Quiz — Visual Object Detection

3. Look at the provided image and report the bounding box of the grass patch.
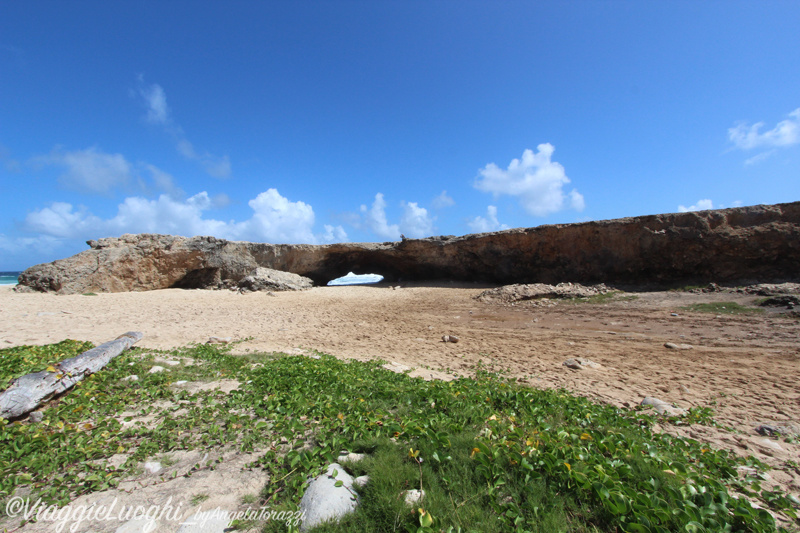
[81,292,98,296]
[681,302,764,315]
[0,342,797,532]
[190,493,209,506]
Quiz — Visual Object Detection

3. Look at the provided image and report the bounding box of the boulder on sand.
[237,267,313,292]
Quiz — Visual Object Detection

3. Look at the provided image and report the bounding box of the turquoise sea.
[0,272,22,286]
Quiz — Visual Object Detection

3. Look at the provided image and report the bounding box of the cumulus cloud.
[432,190,455,209]
[467,205,509,233]
[322,224,348,243]
[474,145,584,217]
[42,146,132,194]
[360,193,400,240]
[729,108,800,150]
[135,77,232,179]
[677,199,714,213]
[358,193,435,240]
[23,188,336,245]
[400,202,434,238]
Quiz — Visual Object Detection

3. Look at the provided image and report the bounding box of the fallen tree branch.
[0,331,143,420]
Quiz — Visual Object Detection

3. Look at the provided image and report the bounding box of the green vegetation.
[81,292,98,296]
[566,291,639,305]
[681,302,764,315]
[0,339,94,390]
[1,341,797,532]
[190,493,210,506]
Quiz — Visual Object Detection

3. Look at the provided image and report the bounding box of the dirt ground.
[2,282,799,512]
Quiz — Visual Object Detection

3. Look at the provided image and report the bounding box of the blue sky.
[1,1,799,270]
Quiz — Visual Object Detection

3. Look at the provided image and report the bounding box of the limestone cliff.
[16,202,800,294]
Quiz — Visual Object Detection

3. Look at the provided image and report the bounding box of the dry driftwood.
[0,331,143,420]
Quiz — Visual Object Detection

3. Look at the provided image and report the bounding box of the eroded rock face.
[16,202,800,294]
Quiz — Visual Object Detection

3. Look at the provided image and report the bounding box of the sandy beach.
[2,283,799,496]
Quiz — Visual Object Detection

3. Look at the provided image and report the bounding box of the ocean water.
[0,272,22,286]
[327,272,384,286]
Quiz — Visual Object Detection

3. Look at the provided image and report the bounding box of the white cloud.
[432,190,455,209]
[357,193,435,240]
[135,77,231,179]
[136,80,170,125]
[241,189,316,243]
[474,144,584,217]
[322,224,348,243]
[44,146,132,194]
[400,202,434,238]
[744,150,777,166]
[143,163,183,197]
[468,205,509,233]
[360,193,400,240]
[23,188,334,245]
[176,139,231,178]
[728,108,800,150]
[678,199,714,213]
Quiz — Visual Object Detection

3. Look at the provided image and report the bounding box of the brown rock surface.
[16,201,800,294]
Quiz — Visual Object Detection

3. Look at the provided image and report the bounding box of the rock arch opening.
[326,272,385,286]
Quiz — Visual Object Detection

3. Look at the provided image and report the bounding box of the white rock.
[759,439,785,452]
[641,397,687,417]
[353,475,370,488]
[122,375,139,382]
[299,463,358,531]
[664,342,693,350]
[403,489,426,506]
[148,366,166,374]
[563,357,601,370]
[143,461,162,474]
[338,452,367,463]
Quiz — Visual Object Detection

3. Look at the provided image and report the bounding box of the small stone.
[122,375,139,382]
[353,475,370,488]
[143,461,162,474]
[756,424,781,437]
[640,397,687,417]
[403,489,426,506]
[148,366,166,374]
[664,343,693,350]
[206,337,232,345]
[441,335,459,343]
[563,357,601,370]
[163,359,181,366]
[338,452,367,463]
[29,411,44,423]
[173,380,189,386]
[671,313,678,317]
[758,439,784,453]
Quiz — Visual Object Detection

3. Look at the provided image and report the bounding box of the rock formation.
[15,202,800,294]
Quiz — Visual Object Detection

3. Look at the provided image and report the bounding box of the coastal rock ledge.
[16,202,800,294]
